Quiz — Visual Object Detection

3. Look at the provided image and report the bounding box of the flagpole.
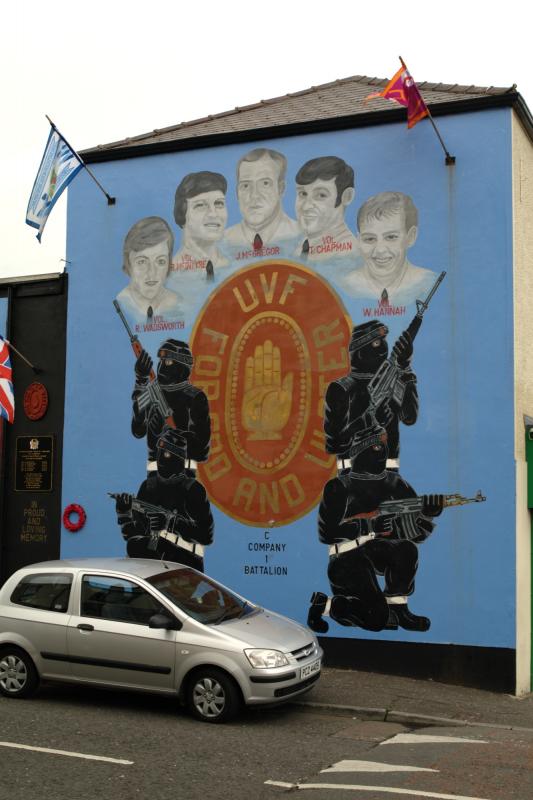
[45,115,116,205]
[399,58,456,165]
[4,340,41,374]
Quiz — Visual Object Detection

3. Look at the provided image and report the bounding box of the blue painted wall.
[64,108,514,648]
[0,298,7,335]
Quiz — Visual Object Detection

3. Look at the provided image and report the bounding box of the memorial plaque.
[15,435,54,492]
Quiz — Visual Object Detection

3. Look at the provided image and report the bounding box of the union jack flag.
[0,336,14,423]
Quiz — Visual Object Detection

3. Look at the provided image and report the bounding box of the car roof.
[15,558,185,580]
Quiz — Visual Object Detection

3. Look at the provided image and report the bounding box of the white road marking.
[0,741,133,764]
[322,759,438,773]
[381,733,489,746]
[265,780,491,799]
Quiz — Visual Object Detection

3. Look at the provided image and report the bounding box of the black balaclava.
[348,321,388,373]
[156,426,187,479]
[157,339,193,385]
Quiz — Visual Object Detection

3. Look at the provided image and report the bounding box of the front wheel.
[186,667,242,723]
[0,647,39,698]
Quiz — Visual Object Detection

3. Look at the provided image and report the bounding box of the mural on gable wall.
[101,141,487,640]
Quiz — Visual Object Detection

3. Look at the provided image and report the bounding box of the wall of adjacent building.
[512,111,533,694]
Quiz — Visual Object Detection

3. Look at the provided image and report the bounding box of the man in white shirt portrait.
[224,148,299,254]
[339,192,437,305]
[116,216,183,323]
[172,171,229,280]
[294,156,357,263]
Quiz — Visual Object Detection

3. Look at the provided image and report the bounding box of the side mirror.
[149,612,182,631]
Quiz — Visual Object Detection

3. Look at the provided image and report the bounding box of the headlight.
[245,649,289,669]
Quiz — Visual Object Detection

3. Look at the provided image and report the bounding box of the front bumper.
[244,645,323,705]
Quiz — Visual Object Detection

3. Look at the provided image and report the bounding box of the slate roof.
[82,73,519,159]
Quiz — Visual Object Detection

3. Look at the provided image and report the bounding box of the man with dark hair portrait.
[224,147,299,252]
[116,216,183,322]
[294,156,357,263]
[172,171,229,280]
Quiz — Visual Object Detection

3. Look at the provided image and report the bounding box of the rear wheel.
[0,647,39,698]
[186,667,241,723]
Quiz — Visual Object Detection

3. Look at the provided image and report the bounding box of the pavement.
[293,667,533,731]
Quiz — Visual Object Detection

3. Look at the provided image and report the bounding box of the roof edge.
[512,93,533,142]
[81,92,521,164]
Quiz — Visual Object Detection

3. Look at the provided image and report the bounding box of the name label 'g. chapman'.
[190,260,351,527]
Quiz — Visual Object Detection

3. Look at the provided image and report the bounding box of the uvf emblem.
[191,261,351,527]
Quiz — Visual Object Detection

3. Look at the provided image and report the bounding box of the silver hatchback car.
[0,558,322,723]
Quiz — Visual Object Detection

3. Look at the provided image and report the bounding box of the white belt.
[159,530,204,557]
[147,459,197,471]
[329,533,375,556]
[337,458,399,470]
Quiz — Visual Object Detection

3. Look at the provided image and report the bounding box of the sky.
[2,0,532,281]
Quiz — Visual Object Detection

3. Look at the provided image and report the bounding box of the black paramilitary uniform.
[318,469,433,631]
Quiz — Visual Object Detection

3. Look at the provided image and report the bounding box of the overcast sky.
[2,0,531,281]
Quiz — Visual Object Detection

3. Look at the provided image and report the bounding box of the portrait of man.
[339,192,437,304]
[115,216,183,322]
[294,156,357,262]
[224,147,299,253]
[172,171,229,279]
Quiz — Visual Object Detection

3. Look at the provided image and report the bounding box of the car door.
[6,571,74,679]
[66,574,177,691]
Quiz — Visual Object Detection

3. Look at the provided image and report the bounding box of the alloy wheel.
[192,676,226,719]
[0,653,28,694]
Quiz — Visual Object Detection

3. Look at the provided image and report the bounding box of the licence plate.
[300,657,321,680]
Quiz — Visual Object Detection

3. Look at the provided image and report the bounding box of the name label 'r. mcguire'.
[190,261,352,527]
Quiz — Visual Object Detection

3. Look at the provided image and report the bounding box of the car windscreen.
[147,568,256,624]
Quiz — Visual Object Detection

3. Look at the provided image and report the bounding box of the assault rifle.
[367,271,446,412]
[113,299,176,430]
[343,490,486,533]
[108,492,182,551]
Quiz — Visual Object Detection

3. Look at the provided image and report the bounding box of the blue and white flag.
[26,125,83,242]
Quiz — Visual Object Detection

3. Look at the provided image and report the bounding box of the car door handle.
[77,623,94,631]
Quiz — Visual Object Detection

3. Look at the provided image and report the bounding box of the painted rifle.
[113,299,176,430]
[108,492,185,551]
[367,270,446,412]
[343,490,486,541]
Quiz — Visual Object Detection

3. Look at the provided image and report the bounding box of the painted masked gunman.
[131,339,210,474]
[308,414,443,634]
[114,427,214,571]
[324,320,418,472]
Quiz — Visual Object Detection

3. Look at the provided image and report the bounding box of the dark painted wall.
[0,275,68,582]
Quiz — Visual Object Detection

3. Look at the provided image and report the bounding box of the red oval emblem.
[23,382,49,421]
[191,260,352,527]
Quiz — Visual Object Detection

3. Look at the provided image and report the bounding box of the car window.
[10,573,72,613]
[80,575,167,625]
[147,568,256,624]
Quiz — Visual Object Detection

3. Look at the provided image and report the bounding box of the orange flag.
[367,61,429,129]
